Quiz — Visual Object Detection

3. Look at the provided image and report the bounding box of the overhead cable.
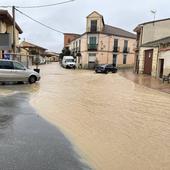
[0,0,75,9]
[16,8,64,34]
[15,0,75,9]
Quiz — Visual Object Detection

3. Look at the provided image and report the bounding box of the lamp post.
[12,6,16,57]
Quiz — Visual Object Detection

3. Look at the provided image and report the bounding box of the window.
[113,39,118,49]
[124,40,128,48]
[13,62,25,70]
[88,37,97,50]
[123,40,128,53]
[91,20,97,32]
[89,37,97,44]
[0,61,13,69]
[113,54,117,66]
[79,40,81,51]
[123,54,127,64]
[88,53,96,62]
[106,64,113,69]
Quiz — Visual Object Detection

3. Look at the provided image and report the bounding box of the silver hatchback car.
[0,59,40,84]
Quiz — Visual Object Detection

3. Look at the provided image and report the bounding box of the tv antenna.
[151,10,157,21]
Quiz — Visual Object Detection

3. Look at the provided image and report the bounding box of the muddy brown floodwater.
[31,63,170,170]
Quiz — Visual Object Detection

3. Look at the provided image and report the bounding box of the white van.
[62,56,76,69]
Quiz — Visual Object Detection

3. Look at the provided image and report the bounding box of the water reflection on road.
[30,63,170,170]
[0,83,91,170]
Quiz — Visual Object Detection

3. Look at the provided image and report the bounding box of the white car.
[0,59,40,84]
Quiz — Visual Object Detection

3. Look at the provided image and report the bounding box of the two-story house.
[66,11,136,69]
[19,41,47,66]
[134,18,170,78]
[0,10,23,59]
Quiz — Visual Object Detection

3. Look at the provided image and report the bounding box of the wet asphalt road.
[0,92,91,170]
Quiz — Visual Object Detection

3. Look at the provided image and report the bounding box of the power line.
[16,8,64,34]
[16,0,75,9]
[0,5,12,8]
[0,0,75,9]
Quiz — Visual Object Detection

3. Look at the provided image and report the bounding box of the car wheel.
[28,76,37,84]
[105,70,108,74]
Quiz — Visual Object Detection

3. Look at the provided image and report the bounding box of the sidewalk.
[119,69,170,94]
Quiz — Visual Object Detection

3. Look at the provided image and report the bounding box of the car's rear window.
[0,61,13,69]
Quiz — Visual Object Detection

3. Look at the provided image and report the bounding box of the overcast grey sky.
[1,0,170,52]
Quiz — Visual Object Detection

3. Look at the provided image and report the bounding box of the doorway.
[159,59,164,78]
[143,49,153,75]
[113,54,117,67]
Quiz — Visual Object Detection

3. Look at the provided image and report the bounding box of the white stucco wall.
[142,20,170,44]
[159,51,170,75]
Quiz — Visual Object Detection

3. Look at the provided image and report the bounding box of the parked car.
[95,64,117,74]
[62,56,76,69]
[0,59,40,84]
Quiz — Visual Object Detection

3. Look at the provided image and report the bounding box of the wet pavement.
[0,91,91,170]
[1,63,170,170]
[29,63,170,170]
[119,68,170,94]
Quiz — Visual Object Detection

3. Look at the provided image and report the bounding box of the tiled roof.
[20,41,47,50]
[103,25,136,39]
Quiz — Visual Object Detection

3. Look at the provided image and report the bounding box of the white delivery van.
[62,56,76,69]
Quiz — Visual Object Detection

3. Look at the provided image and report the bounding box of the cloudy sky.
[1,0,170,52]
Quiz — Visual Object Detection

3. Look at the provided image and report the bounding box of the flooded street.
[30,63,170,170]
[0,62,170,170]
[0,84,91,169]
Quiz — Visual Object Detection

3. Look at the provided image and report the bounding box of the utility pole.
[12,6,16,57]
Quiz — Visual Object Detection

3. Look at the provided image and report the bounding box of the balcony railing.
[123,47,130,53]
[87,27,100,33]
[88,44,98,51]
[113,46,120,52]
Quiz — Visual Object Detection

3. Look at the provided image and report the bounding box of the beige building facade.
[134,19,170,78]
[0,10,23,58]
[19,41,47,66]
[68,11,136,69]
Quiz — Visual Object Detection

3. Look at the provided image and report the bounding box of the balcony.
[88,44,98,51]
[113,46,120,52]
[87,27,99,33]
[123,47,130,53]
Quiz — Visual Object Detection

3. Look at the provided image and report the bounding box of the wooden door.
[144,49,153,75]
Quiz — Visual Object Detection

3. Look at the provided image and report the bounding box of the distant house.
[19,41,47,66]
[65,11,136,69]
[45,51,59,62]
[64,33,80,48]
[0,10,23,59]
[134,18,170,78]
